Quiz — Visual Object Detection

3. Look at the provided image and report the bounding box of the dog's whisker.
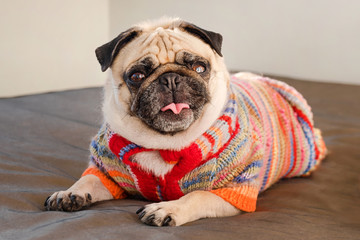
[120,113,130,121]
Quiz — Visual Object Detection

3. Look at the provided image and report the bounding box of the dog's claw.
[145,214,156,225]
[163,216,172,226]
[70,194,76,203]
[44,196,50,207]
[56,197,63,205]
[138,210,146,219]
[86,193,92,201]
[136,206,145,215]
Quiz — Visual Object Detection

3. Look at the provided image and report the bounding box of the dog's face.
[120,50,212,134]
[97,18,229,147]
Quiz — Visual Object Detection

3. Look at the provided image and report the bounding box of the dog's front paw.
[44,191,92,212]
[136,201,187,227]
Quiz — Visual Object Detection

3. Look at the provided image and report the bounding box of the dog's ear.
[180,22,223,57]
[95,28,140,72]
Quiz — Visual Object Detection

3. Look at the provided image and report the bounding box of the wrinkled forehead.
[112,27,214,72]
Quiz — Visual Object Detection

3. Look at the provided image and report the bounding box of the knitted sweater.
[82,73,327,212]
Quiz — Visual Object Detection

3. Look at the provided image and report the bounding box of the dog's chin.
[145,108,195,134]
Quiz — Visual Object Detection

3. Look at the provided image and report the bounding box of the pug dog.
[44,17,327,226]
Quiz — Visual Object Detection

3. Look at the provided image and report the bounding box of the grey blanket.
[1,77,359,239]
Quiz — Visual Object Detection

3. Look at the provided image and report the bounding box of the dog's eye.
[192,63,206,73]
[130,72,146,82]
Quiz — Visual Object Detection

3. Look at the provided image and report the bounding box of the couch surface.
[0,76,359,240]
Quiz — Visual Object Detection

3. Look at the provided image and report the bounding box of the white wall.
[0,0,109,97]
[109,0,360,85]
[1,0,359,97]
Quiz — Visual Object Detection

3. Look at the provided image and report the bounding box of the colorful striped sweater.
[82,73,327,212]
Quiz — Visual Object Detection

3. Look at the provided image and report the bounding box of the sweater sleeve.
[82,125,127,200]
[210,181,259,212]
[82,166,126,199]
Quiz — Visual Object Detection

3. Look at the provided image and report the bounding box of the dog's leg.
[44,175,113,211]
[137,190,241,226]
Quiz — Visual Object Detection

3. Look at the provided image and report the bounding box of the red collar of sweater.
[108,132,202,165]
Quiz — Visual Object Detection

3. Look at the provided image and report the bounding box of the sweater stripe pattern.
[82,73,327,212]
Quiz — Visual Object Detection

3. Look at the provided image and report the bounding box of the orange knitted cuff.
[82,167,126,200]
[210,186,258,212]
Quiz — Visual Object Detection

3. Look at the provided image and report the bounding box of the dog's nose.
[159,73,181,91]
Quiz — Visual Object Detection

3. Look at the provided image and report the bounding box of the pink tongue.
[161,103,190,114]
